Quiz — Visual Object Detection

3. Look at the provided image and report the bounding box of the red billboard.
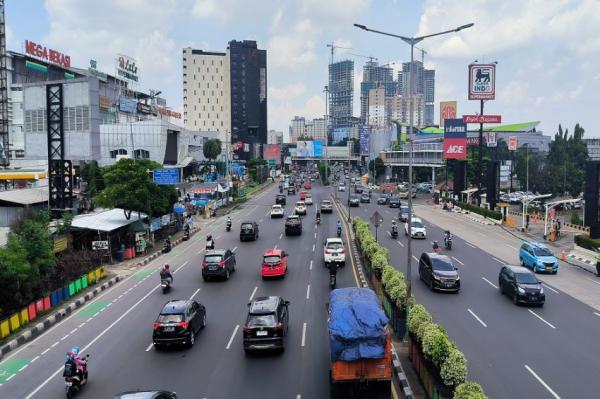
[443,119,468,159]
[263,144,281,165]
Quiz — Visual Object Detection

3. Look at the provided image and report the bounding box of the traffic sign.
[370,211,384,227]
[462,115,502,124]
[468,64,496,100]
[153,169,180,185]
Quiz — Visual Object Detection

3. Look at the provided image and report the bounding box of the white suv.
[405,217,427,239]
[294,201,307,215]
[323,238,346,266]
[270,204,284,218]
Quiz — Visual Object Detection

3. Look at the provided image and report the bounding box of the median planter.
[409,334,452,399]
[382,291,407,339]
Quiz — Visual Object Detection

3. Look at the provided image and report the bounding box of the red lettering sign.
[443,138,467,159]
[158,107,182,119]
[24,40,71,68]
[462,115,502,124]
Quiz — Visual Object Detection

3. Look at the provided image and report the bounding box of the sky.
[5,0,600,138]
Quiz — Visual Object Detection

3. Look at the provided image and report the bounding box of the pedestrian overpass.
[380,142,444,167]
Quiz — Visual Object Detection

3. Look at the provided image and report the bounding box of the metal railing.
[382,142,443,166]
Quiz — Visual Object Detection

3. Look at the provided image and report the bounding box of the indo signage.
[116,54,139,82]
[443,119,467,160]
[468,64,496,100]
[25,40,71,68]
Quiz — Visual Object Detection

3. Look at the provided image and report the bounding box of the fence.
[408,334,451,399]
[0,267,106,340]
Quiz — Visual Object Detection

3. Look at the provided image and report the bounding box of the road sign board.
[153,169,180,185]
[92,241,109,250]
[370,211,384,227]
[462,115,502,124]
[468,64,496,100]
[508,136,518,151]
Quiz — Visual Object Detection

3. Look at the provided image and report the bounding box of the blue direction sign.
[153,169,180,185]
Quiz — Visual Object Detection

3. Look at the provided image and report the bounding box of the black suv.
[287,186,296,195]
[240,221,259,241]
[418,253,460,292]
[389,197,401,208]
[243,296,289,354]
[354,185,364,194]
[202,249,236,281]
[499,265,545,306]
[285,215,302,236]
[275,194,286,205]
[152,300,206,349]
[349,195,360,207]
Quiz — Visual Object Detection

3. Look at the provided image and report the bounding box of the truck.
[328,288,392,399]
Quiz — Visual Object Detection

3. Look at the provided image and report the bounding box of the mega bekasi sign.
[443,119,467,159]
[25,40,71,68]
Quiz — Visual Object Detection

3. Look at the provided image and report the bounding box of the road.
[343,191,600,399]
[0,181,362,398]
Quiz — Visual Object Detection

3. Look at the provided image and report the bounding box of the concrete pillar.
[432,167,436,185]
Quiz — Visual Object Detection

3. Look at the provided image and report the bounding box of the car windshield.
[296,202,305,206]
[247,314,276,327]
[516,272,538,284]
[272,206,281,210]
[204,255,222,263]
[431,258,454,271]
[264,256,281,264]
[322,200,331,205]
[534,247,553,257]
[327,242,344,250]
[400,206,409,213]
[411,221,424,228]
[157,314,183,323]
[241,223,253,230]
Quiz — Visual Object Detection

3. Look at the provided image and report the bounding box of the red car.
[304,182,312,190]
[261,248,288,278]
[300,191,308,201]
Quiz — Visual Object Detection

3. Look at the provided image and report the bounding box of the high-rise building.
[289,116,326,143]
[391,94,424,128]
[267,129,283,145]
[360,61,394,125]
[328,60,354,130]
[182,48,231,143]
[367,88,386,127]
[398,61,435,126]
[290,116,305,143]
[182,40,267,160]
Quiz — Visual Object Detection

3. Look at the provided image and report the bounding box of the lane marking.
[524,365,561,399]
[274,245,278,250]
[279,233,283,239]
[301,322,307,347]
[467,309,488,327]
[233,246,238,252]
[50,342,59,348]
[505,243,518,250]
[542,283,559,294]
[18,364,28,372]
[528,309,556,329]
[586,277,600,286]
[60,334,69,341]
[41,348,50,355]
[465,242,476,249]
[306,284,311,299]
[226,325,239,350]
[312,244,315,252]
[309,260,313,270]
[6,374,15,381]
[31,356,40,363]
[492,257,506,265]
[297,395,301,399]
[189,288,201,300]
[482,277,498,289]
[412,255,419,263]
[452,257,464,266]
[181,260,189,267]
[145,343,153,352]
[594,312,600,317]
[314,232,317,239]
[396,240,404,247]
[249,286,258,301]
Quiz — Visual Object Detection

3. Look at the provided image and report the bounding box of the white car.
[405,217,427,239]
[324,237,346,266]
[294,201,307,215]
[270,204,284,218]
[305,194,313,205]
[338,185,346,192]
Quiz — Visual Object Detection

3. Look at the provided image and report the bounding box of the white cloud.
[299,0,370,25]
[271,8,283,32]
[268,19,318,70]
[192,0,218,17]
[269,83,307,101]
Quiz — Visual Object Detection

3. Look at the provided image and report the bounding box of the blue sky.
[6,0,600,138]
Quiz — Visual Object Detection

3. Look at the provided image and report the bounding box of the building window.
[110,148,127,158]
[15,150,25,158]
[134,149,150,159]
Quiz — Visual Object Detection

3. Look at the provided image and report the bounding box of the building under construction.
[328,60,354,131]
[360,61,395,125]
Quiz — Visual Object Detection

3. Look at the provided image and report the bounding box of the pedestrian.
[596,249,600,277]
[556,218,561,238]
[526,214,530,230]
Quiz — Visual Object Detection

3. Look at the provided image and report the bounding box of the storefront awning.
[71,208,147,232]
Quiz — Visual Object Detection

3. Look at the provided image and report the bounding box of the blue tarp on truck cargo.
[329,288,389,362]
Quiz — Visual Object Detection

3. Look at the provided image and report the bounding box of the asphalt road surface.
[346,192,600,399]
[0,181,361,399]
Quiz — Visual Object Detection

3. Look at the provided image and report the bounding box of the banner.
[443,119,467,159]
[119,96,137,113]
[439,101,457,128]
[332,127,350,144]
[295,140,323,157]
[263,144,281,165]
[359,126,370,155]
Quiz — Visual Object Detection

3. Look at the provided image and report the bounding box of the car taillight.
[243,326,252,333]
[339,249,344,254]
[153,322,161,330]
[219,261,225,268]
[177,321,189,329]
[274,322,284,330]
[326,249,333,254]
[202,261,208,268]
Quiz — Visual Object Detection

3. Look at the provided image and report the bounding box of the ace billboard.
[468,64,496,100]
[443,119,467,159]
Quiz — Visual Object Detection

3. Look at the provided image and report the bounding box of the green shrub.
[453,382,488,399]
[407,304,432,337]
[371,253,388,273]
[457,202,502,221]
[382,265,396,286]
[431,333,453,368]
[575,234,600,252]
[441,348,468,388]
[421,323,444,359]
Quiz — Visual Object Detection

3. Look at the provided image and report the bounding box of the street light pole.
[354,21,474,299]
[324,85,329,185]
[526,143,529,193]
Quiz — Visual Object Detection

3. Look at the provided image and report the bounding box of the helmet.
[164,264,170,270]
[433,240,438,245]
[71,346,80,355]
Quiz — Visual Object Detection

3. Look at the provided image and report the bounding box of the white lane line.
[396,240,404,247]
[226,325,240,350]
[542,283,559,294]
[465,242,476,249]
[50,341,59,348]
[18,364,28,372]
[25,281,162,399]
[296,395,301,399]
[189,288,201,300]
[60,334,69,341]
[524,365,561,399]
[145,343,154,352]
[312,244,315,252]
[301,322,307,347]
[586,277,600,286]
[86,318,93,323]
[181,260,189,267]
[492,257,506,265]
[387,231,391,237]
[314,232,317,239]
[594,312,600,317]
[280,233,283,239]
[412,255,419,263]
[306,284,311,299]
[482,277,498,289]
[467,309,488,327]
[274,245,278,249]
[69,328,78,334]
[249,286,258,301]
[505,243,518,250]
[31,355,40,363]
[528,309,556,329]
[6,374,15,381]
[233,246,238,252]
[309,260,313,270]
[41,348,51,355]
[452,257,464,266]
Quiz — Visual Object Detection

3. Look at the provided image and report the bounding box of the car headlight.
[432,274,441,281]
[539,287,544,294]
[517,286,525,294]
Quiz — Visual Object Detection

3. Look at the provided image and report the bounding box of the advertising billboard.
[468,64,496,100]
[439,101,457,128]
[508,136,518,151]
[359,126,370,155]
[295,140,323,157]
[119,96,137,113]
[332,127,350,144]
[116,54,139,82]
[263,144,281,165]
[443,119,467,159]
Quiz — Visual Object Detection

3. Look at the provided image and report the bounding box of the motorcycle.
[64,355,89,398]
[162,241,172,253]
[444,236,453,250]
[329,272,337,289]
[337,226,342,237]
[206,236,215,251]
[226,221,232,232]
[316,216,321,225]
[182,229,190,241]
[161,278,171,294]
[432,242,441,254]
[391,227,398,239]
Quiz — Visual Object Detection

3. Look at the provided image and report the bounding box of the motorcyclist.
[206,234,215,249]
[328,261,339,278]
[68,346,87,380]
[444,230,453,245]
[226,216,232,230]
[160,264,173,285]
[316,209,321,224]
[165,236,172,249]
[337,220,342,230]
[432,240,440,253]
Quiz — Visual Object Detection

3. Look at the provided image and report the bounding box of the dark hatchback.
[377,195,389,205]
[349,195,360,207]
[418,253,460,292]
[243,296,289,354]
[399,205,410,222]
[389,197,401,208]
[499,265,545,306]
[152,300,206,349]
[240,221,259,241]
[202,249,236,281]
[275,194,287,205]
[287,186,296,195]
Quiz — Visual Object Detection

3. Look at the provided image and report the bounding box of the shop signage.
[462,115,502,124]
[119,96,137,113]
[116,54,139,82]
[153,169,180,185]
[25,40,71,68]
[157,107,181,119]
[92,241,109,250]
[443,119,467,160]
[88,59,107,81]
[137,102,152,114]
[468,64,496,100]
[508,136,518,151]
[487,132,497,147]
[99,95,112,110]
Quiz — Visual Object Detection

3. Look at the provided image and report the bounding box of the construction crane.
[415,46,427,64]
[326,42,377,64]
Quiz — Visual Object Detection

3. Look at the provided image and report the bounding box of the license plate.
[65,382,72,386]
[208,266,217,270]
[256,330,268,336]
[164,326,175,332]
[546,267,552,272]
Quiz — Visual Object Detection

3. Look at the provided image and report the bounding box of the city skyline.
[5,0,600,137]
